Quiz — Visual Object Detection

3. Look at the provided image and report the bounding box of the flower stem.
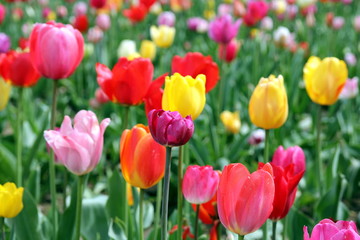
[122,106,130,236]
[177,146,184,240]
[238,234,244,240]
[272,221,277,240]
[194,204,200,240]
[74,175,85,240]
[139,189,144,240]
[316,105,324,196]
[153,180,162,240]
[263,129,270,163]
[161,147,172,240]
[50,80,59,237]
[123,106,130,130]
[1,217,5,240]
[16,87,23,187]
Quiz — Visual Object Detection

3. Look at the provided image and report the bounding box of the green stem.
[63,170,68,212]
[272,221,277,240]
[74,175,85,240]
[122,106,130,237]
[263,129,270,163]
[139,189,144,240]
[153,180,162,240]
[263,220,269,240]
[238,234,244,240]
[16,87,23,186]
[177,146,184,240]
[123,106,130,130]
[1,217,5,240]
[283,217,287,240]
[194,205,200,240]
[50,80,59,237]
[161,147,172,240]
[316,105,324,196]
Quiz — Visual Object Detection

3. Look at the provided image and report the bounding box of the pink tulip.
[157,11,176,27]
[208,14,242,44]
[96,14,111,31]
[304,219,360,240]
[0,4,6,25]
[217,163,275,235]
[272,146,306,175]
[218,39,240,63]
[345,52,357,67]
[332,16,345,30]
[339,77,359,99]
[182,165,220,204]
[354,16,360,32]
[44,110,110,175]
[74,2,88,16]
[29,21,84,80]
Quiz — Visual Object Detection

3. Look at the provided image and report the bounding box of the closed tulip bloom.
[120,124,166,189]
[249,75,288,129]
[218,39,241,63]
[303,56,348,105]
[140,40,156,60]
[208,14,241,44]
[29,21,84,80]
[148,109,194,147]
[0,77,11,111]
[162,73,206,120]
[150,25,176,48]
[0,182,24,218]
[304,219,360,240]
[182,165,219,204]
[171,52,219,93]
[44,110,110,175]
[220,110,241,134]
[96,57,154,105]
[217,163,275,235]
[353,16,360,32]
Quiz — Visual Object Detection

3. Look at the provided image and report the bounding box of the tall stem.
[153,180,162,240]
[161,147,172,240]
[263,129,270,163]
[123,106,130,130]
[194,205,200,240]
[139,189,144,240]
[50,80,59,237]
[1,217,5,240]
[238,234,244,240]
[272,221,277,240]
[316,105,324,196]
[74,175,85,240]
[177,146,184,240]
[122,106,130,236]
[16,87,24,186]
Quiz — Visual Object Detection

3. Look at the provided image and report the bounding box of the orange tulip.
[120,124,166,189]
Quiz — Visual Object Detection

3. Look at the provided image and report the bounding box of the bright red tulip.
[18,37,29,50]
[123,4,148,24]
[72,15,89,33]
[120,124,166,189]
[0,51,40,87]
[143,73,167,115]
[29,21,84,80]
[171,52,220,93]
[218,39,241,63]
[217,163,275,236]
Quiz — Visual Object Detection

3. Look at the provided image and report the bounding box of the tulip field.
[1,0,360,240]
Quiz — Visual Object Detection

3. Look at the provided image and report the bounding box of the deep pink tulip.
[208,14,242,44]
[182,165,220,204]
[218,39,240,63]
[272,146,306,175]
[147,109,194,147]
[90,0,106,9]
[304,219,360,240]
[44,110,110,175]
[0,4,6,25]
[243,0,269,26]
[29,21,84,80]
[217,163,275,235]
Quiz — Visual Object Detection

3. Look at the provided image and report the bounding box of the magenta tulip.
[182,165,219,204]
[304,219,360,240]
[44,110,110,175]
[208,14,241,44]
[29,21,84,80]
[272,146,306,175]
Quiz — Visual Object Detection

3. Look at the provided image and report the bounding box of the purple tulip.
[157,11,176,27]
[304,219,360,240]
[147,109,194,147]
[0,33,10,53]
[208,14,242,44]
[44,110,110,175]
[272,146,306,175]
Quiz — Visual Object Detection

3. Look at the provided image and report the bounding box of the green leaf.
[286,208,314,240]
[108,218,127,240]
[106,170,126,220]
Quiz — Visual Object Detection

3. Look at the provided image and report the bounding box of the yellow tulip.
[0,77,11,111]
[303,56,348,105]
[140,40,156,60]
[0,182,24,218]
[162,73,206,120]
[150,25,176,48]
[249,75,288,129]
[220,111,241,134]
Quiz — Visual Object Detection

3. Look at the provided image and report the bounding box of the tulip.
[120,124,166,189]
[143,74,166,115]
[0,51,41,87]
[303,56,348,105]
[249,75,288,129]
[0,182,24,218]
[96,57,154,105]
[73,15,89,33]
[332,16,345,30]
[140,40,156,60]
[74,1,87,16]
[124,4,148,24]
[260,16,273,30]
[90,0,106,9]
[170,0,192,11]
[150,25,176,48]
[87,27,103,44]
[353,16,360,32]
[243,0,269,26]
[217,163,275,236]
[44,110,110,175]
[248,129,265,145]
[157,11,176,27]
[56,6,68,18]
[0,33,10,53]
[344,52,357,67]
[148,109,194,147]
[182,165,219,204]
[0,4,6,25]
[220,110,241,133]
[117,39,137,58]
[29,21,84,80]
[304,219,360,240]
[0,77,11,111]
[339,77,359,99]
[96,14,111,31]
[218,39,241,63]
[208,14,241,44]
[273,26,292,47]
[171,52,219,93]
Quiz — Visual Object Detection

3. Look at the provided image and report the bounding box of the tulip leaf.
[57,181,77,240]
[0,143,16,182]
[106,170,126,220]
[286,208,314,240]
[108,218,127,240]
[135,200,154,229]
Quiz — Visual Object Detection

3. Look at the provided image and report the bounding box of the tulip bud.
[353,16,360,32]
[117,39,137,58]
[90,0,106,9]
[147,109,194,147]
[74,1,87,16]
[87,27,103,44]
[0,182,24,218]
[220,110,241,133]
[248,129,265,145]
[218,39,241,63]
[150,25,176,48]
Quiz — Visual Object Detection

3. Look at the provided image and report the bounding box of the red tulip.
[218,39,241,63]
[0,51,40,87]
[217,163,275,235]
[96,57,154,105]
[73,15,89,33]
[90,0,106,9]
[143,73,167,115]
[171,52,220,93]
[18,37,29,50]
[123,4,148,24]
[29,21,84,80]
[140,0,156,9]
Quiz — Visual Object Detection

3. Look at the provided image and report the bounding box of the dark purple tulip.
[208,14,241,44]
[148,109,194,147]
